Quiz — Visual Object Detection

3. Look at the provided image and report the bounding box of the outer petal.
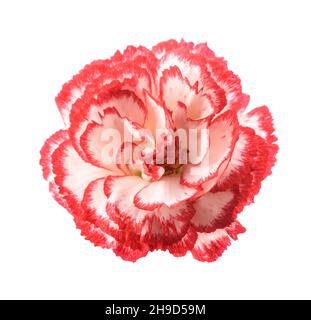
[74,215,117,250]
[167,226,198,257]
[152,39,194,59]
[191,190,239,232]
[41,133,120,251]
[216,108,278,212]
[121,45,159,94]
[40,130,68,181]
[143,203,195,250]
[104,176,194,248]
[40,130,71,210]
[113,241,149,262]
[238,107,278,182]
[87,63,152,102]
[51,140,113,210]
[216,127,257,190]
[104,176,152,234]
[194,42,250,112]
[236,133,274,209]
[56,59,113,127]
[157,47,227,111]
[78,177,150,258]
[191,220,246,262]
[238,106,277,144]
[81,178,121,239]
[158,48,207,86]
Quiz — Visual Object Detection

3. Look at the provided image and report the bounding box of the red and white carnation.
[40,39,278,262]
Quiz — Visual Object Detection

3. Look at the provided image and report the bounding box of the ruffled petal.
[238,106,277,143]
[55,60,113,127]
[152,39,194,59]
[167,226,198,257]
[113,240,149,262]
[143,203,195,250]
[157,48,227,111]
[74,215,117,250]
[181,110,239,187]
[216,122,277,212]
[134,175,198,210]
[191,190,239,232]
[51,140,113,209]
[81,178,121,239]
[216,127,257,190]
[41,132,121,251]
[121,45,159,94]
[69,85,146,161]
[160,66,215,120]
[191,220,245,262]
[104,176,152,234]
[158,49,207,86]
[79,107,143,170]
[194,42,249,112]
[40,130,68,181]
[40,130,71,210]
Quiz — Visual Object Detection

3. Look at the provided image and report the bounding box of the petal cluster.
[40,40,278,262]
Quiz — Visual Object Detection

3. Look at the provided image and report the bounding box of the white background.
[0,0,310,300]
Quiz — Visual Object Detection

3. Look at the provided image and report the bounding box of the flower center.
[162,163,183,176]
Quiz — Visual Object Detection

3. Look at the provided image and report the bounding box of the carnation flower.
[40,39,278,262]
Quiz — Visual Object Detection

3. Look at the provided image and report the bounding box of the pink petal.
[84,62,152,102]
[158,50,206,86]
[40,130,72,210]
[79,178,152,255]
[173,101,188,129]
[144,90,168,135]
[167,227,198,257]
[238,106,277,143]
[80,107,145,170]
[159,66,192,111]
[41,132,121,250]
[152,39,194,59]
[75,215,117,250]
[157,48,226,112]
[121,45,159,94]
[237,133,277,209]
[194,42,250,112]
[217,127,257,190]
[181,110,239,187]
[51,140,113,204]
[69,87,147,161]
[191,230,231,262]
[40,130,68,181]
[160,67,215,121]
[104,176,153,235]
[81,178,120,239]
[143,203,195,250]
[55,60,112,127]
[191,220,246,262]
[113,241,149,262]
[134,175,198,210]
[171,104,209,165]
[216,124,277,212]
[191,190,238,232]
